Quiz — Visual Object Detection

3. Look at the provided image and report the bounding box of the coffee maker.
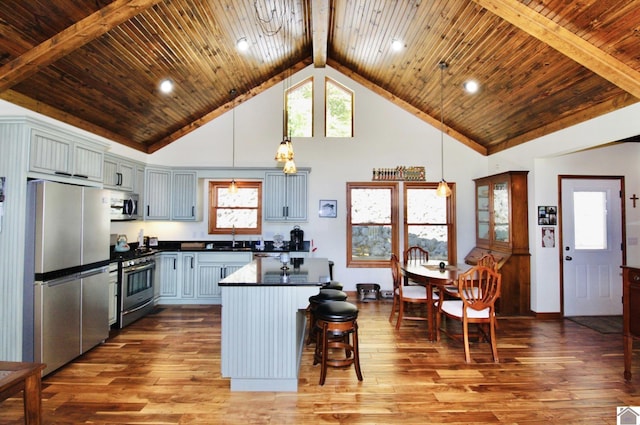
[290,225,304,251]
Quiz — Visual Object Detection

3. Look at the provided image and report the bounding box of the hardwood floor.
[2,298,640,424]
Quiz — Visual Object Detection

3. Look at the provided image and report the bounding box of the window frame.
[285,76,314,138]
[346,182,399,268]
[325,77,354,138]
[208,181,263,235]
[403,182,457,263]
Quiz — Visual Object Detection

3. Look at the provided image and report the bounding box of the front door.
[560,177,624,316]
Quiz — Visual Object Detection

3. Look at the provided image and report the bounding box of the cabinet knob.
[565,256,572,261]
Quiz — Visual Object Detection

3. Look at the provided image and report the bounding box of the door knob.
[565,256,572,261]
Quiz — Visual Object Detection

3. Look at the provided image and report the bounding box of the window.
[325,77,353,137]
[347,182,399,267]
[208,181,262,234]
[286,77,313,137]
[404,182,456,262]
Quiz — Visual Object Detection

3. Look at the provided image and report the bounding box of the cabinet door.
[157,253,179,298]
[103,156,120,188]
[118,161,135,192]
[264,171,308,221]
[29,129,73,176]
[145,168,172,220]
[172,171,198,221]
[492,179,510,244]
[476,183,490,244]
[181,253,196,298]
[108,279,117,326]
[73,142,104,182]
[197,263,224,299]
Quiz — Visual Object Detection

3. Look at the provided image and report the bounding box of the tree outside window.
[325,77,353,137]
[286,77,313,137]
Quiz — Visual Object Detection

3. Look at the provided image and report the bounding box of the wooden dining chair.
[477,253,499,270]
[403,246,429,264]
[403,246,429,286]
[436,265,502,363]
[388,254,436,329]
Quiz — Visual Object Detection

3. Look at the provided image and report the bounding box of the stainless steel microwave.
[110,191,140,221]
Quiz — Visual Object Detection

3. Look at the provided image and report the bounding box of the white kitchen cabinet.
[196,252,252,302]
[103,154,136,191]
[29,127,105,183]
[144,167,172,220]
[156,252,179,299]
[171,170,200,221]
[181,252,196,299]
[264,171,308,221]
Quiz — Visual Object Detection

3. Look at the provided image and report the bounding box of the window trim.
[208,181,262,235]
[325,77,354,138]
[403,182,457,263]
[346,182,399,268]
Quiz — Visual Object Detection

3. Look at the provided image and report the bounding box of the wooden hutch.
[464,171,531,315]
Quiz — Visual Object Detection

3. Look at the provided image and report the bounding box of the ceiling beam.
[0,0,162,93]
[327,59,488,156]
[311,0,330,67]
[472,0,640,100]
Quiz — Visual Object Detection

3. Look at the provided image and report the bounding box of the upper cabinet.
[474,171,529,253]
[144,167,172,220]
[264,171,308,222]
[144,167,200,221]
[171,170,200,221]
[103,154,137,191]
[29,127,106,183]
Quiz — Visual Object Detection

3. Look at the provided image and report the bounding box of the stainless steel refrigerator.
[23,180,110,376]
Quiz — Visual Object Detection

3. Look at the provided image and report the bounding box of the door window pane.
[573,191,607,249]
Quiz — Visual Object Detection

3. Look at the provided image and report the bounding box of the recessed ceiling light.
[159,79,174,94]
[237,37,249,52]
[463,80,479,94]
[391,39,404,51]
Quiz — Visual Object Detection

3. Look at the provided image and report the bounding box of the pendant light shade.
[275,137,294,162]
[437,61,451,197]
[283,158,297,174]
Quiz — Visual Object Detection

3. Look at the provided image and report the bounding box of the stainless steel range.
[111,249,156,328]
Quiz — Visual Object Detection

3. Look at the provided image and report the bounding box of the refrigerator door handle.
[79,266,108,278]
[41,273,81,287]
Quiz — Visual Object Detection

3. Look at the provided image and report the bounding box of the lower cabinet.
[156,251,251,304]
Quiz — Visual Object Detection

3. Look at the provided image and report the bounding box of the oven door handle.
[122,298,154,315]
[125,262,155,274]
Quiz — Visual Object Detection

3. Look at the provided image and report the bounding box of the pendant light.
[273,2,296,173]
[436,61,452,197]
[229,89,238,193]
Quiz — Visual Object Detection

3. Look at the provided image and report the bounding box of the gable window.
[208,181,262,234]
[325,77,353,138]
[404,182,456,262]
[347,182,399,267]
[286,77,313,137]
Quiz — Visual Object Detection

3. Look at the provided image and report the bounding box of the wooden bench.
[0,362,46,424]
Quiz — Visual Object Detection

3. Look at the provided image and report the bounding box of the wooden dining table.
[401,260,471,341]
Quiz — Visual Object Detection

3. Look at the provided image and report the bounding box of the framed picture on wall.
[538,205,557,225]
[319,200,337,218]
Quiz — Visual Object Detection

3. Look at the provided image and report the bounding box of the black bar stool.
[306,289,348,345]
[313,300,363,385]
[322,281,343,290]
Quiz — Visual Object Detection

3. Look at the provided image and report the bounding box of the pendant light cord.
[439,61,447,181]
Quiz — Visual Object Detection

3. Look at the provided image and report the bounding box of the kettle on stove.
[290,225,304,251]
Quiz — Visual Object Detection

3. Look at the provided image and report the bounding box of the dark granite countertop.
[219,257,330,286]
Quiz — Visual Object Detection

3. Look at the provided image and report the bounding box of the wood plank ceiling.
[0,0,638,155]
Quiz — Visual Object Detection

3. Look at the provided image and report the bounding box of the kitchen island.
[218,257,330,391]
